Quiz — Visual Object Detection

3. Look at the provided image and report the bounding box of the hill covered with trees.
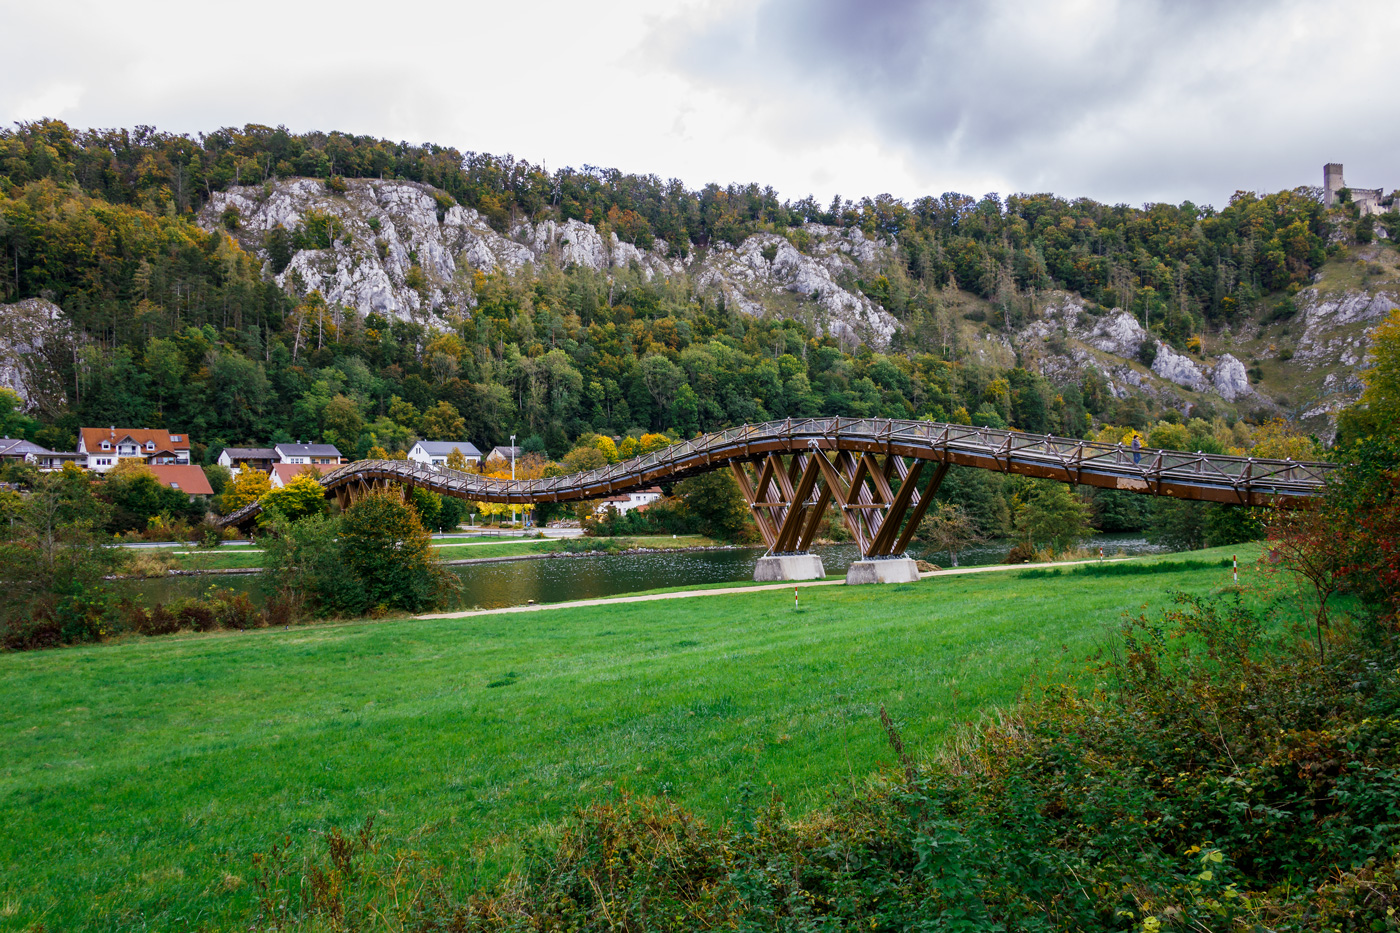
[0,118,1391,483]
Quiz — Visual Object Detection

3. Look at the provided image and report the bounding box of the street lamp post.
[510,434,517,528]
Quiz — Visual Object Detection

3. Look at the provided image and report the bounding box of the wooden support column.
[891,461,949,556]
[730,461,778,551]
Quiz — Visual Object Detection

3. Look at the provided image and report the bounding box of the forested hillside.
[0,118,1389,477]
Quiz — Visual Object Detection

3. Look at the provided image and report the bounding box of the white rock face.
[199,178,897,346]
[1210,354,1251,402]
[1031,295,1254,407]
[1293,285,1399,365]
[1152,343,1210,393]
[0,298,74,414]
[1085,309,1151,358]
[696,230,897,347]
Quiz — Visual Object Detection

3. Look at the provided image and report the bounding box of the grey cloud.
[656,0,1400,206]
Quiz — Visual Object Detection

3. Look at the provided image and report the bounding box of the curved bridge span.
[222,417,1333,582]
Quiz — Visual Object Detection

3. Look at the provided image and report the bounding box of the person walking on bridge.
[1131,433,1142,465]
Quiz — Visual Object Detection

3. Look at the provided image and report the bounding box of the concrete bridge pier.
[753,553,827,582]
[845,557,921,585]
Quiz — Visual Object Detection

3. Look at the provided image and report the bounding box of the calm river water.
[118,533,1172,613]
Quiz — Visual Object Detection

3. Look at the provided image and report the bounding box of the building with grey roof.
[407,440,482,468]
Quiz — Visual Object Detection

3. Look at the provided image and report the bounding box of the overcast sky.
[3,0,1397,210]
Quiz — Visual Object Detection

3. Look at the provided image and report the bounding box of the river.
[116,533,1173,613]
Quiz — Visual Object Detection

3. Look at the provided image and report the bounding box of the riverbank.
[114,533,727,575]
[0,544,1264,930]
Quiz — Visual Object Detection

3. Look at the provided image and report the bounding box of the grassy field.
[1,545,1260,930]
[137,534,722,573]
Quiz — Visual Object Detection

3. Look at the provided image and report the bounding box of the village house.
[78,427,191,473]
[147,464,215,497]
[270,462,336,488]
[273,443,343,466]
[0,437,78,471]
[407,440,482,468]
[593,487,664,516]
[216,447,277,475]
[483,445,522,469]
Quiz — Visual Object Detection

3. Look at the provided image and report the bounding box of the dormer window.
[146,442,155,451]
[101,441,110,450]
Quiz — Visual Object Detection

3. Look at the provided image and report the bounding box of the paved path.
[417,557,1131,621]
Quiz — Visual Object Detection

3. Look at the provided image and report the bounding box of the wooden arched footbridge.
[221,417,1334,582]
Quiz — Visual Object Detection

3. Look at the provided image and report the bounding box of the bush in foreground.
[262,488,456,620]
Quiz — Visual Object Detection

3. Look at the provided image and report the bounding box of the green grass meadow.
[0,547,1258,930]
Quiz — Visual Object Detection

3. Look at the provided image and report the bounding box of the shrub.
[144,603,181,636]
[340,491,453,613]
[209,589,262,630]
[175,600,217,632]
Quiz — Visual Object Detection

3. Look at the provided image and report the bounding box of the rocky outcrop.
[696,229,897,346]
[1210,354,1251,402]
[1293,285,1399,367]
[0,298,75,415]
[199,178,897,346]
[1032,296,1252,407]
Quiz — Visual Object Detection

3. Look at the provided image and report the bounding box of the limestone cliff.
[0,298,74,417]
[198,178,897,347]
[194,176,1395,429]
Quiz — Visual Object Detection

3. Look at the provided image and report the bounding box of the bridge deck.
[221,417,1334,531]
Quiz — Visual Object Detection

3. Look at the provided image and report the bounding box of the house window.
[101,441,110,450]
[146,442,154,450]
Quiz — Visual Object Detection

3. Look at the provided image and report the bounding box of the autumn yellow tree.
[219,467,271,514]
[470,453,551,524]
[1338,307,1400,443]
[420,401,466,440]
[1250,419,1321,461]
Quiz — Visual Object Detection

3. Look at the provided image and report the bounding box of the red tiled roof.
[271,463,334,486]
[147,464,213,496]
[80,427,190,452]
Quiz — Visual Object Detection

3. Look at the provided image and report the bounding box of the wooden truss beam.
[732,452,953,560]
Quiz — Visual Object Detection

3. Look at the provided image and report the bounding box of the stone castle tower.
[1323,163,1387,215]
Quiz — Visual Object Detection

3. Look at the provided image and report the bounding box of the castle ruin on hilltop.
[1323,163,1390,215]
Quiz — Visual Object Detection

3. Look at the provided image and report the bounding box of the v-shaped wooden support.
[733,452,950,558]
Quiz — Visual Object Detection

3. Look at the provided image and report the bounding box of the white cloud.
[1,0,1396,208]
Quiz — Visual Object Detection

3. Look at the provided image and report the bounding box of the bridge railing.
[221,417,1335,528]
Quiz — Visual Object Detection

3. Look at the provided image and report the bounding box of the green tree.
[0,387,37,439]
[1147,499,1208,550]
[339,489,448,612]
[203,463,232,499]
[258,471,328,523]
[919,502,984,567]
[101,464,202,534]
[0,466,119,647]
[1014,480,1092,555]
[563,445,608,473]
[387,396,421,430]
[260,513,365,619]
[419,401,466,440]
[676,470,753,542]
[320,393,363,447]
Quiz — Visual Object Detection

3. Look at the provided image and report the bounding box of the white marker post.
[1233,555,1238,583]
[794,586,799,611]
[1099,546,1104,562]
